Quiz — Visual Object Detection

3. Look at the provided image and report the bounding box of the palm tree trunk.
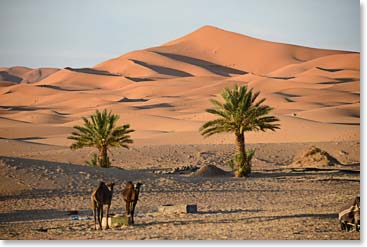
[98,146,109,168]
[235,133,251,177]
[235,133,245,156]
[235,133,245,177]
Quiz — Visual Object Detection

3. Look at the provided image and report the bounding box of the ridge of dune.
[35,68,133,90]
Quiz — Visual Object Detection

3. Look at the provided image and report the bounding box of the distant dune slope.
[0,25,359,145]
[0,66,59,85]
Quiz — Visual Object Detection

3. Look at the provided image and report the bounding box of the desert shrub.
[86,153,98,167]
[227,149,256,177]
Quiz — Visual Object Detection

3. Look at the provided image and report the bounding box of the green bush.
[227,149,256,177]
[86,153,112,167]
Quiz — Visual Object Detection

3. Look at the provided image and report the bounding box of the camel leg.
[97,206,103,230]
[125,201,130,217]
[131,202,136,224]
[100,205,104,230]
[96,206,100,230]
[126,201,133,224]
[93,207,97,230]
[91,199,97,230]
[340,222,345,231]
[105,204,110,230]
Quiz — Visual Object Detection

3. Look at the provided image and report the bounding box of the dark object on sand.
[67,210,79,215]
[339,196,360,232]
[122,181,143,225]
[91,181,115,230]
[158,204,198,214]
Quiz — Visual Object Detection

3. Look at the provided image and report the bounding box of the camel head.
[126,181,134,189]
[107,182,115,191]
[134,182,143,191]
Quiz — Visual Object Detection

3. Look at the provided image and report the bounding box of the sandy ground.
[0,140,360,240]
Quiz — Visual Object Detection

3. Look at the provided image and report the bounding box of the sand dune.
[0,25,359,146]
[0,66,59,85]
[294,103,360,124]
[97,26,350,77]
[21,68,60,84]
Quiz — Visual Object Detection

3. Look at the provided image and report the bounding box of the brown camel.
[91,181,115,230]
[122,181,143,224]
[339,196,360,232]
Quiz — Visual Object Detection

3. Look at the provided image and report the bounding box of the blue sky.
[0,0,360,68]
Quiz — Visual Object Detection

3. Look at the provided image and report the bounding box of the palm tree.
[68,109,134,168]
[200,84,280,177]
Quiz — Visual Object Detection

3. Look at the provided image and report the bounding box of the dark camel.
[339,196,360,232]
[122,181,143,224]
[91,181,115,230]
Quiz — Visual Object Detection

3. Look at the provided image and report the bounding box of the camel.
[339,196,360,232]
[122,181,143,224]
[91,181,115,230]
[130,182,143,224]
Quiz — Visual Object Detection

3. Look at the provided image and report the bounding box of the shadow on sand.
[136,212,338,228]
[0,209,91,223]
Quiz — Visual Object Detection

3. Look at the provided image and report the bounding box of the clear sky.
[0,0,360,68]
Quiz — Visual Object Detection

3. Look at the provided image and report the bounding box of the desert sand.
[0,25,360,240]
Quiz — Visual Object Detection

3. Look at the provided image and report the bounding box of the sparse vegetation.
[68,109,134,168]
[86,153,99,167]
[200,84,280,177]
[227,149,255,176]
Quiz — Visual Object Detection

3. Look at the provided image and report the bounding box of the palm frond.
[200,84,280,137]
[68,109,135,151]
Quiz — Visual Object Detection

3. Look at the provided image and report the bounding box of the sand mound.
[291,146,341,167]
[190,164,230,177]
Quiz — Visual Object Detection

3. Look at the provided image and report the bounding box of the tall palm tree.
[200,84,280,177]
[68,109,134,168]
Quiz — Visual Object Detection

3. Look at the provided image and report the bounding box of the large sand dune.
[0,25,359,146]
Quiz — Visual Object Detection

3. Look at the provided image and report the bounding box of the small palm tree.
[68,109,134,168]
[200,84,280,177]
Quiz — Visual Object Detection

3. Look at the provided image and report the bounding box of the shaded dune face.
[0,25,360,145]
